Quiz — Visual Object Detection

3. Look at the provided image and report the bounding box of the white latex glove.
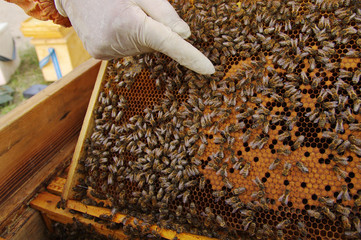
[55,0,215,75]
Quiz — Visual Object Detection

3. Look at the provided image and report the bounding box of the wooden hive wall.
[64,1,361,239]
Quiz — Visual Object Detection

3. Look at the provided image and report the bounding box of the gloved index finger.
[134,0,191,39]
[142,16,215,75]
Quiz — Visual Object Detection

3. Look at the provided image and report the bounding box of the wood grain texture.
[33,174,216,240]
[0,136,76,231]
[67,200,215,240]
[1,209,48,240]
[47,177,66,196]
[62,60,108,201]
[11,211,48,240]
[0,59,100,228]
[30,192,128,239]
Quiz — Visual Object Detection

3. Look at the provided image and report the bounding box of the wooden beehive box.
[58,0,361,239]
[0,59,101,239]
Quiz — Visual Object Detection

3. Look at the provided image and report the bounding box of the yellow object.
[21,18,91,81]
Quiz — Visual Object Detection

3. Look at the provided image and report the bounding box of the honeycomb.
[71,0,361,239]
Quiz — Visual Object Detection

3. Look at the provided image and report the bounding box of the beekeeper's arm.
[4,0,71,27]
[7,0,215,75]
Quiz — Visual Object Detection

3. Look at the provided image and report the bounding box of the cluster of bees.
[51,219,117,240]
[71,0,361,239]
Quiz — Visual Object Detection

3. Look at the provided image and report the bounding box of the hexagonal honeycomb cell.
[70,0,361,239]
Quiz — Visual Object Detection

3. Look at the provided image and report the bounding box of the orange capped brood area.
[65,0,361,239]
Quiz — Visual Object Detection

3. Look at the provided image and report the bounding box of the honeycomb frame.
[64,1,361,239]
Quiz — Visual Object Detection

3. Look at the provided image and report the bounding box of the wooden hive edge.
[62,60,109,201]
[30,191,128,239]
[44,175,217,240]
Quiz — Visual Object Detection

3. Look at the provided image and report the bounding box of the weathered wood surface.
[44,176,216,240]
[47,177,66,195]
[62,60,108,201]
[0,59,101,230]
[1,208,48,240]
[30,191,128,239]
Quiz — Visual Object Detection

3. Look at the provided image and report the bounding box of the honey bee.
[262,224,274,237]
[337,185,351,201]
[341,107,355,123]
[180,190,190,204]
[276,219,290,230]
[189,202,197,216]
[216,215,226,228]
[296,161,309,173]
[277,147,291,156]
[349,135,361,147]
[212,190,226,199]
[316,88,328,103]
[216,163,228,177]
[318,196,334,207]
[332,155,349,166]
[240,209,255,217]
[245,222,255,236]
[278,189,290,205]
[346,85,357,101]
[293,135,305,150]
[277,131,290,141]
[352,191,361,206]
[353,98,361,113]
[199,176,205,190]
[297,221,307,237]
[317,111,327,128]
[349,123,361,131]
[307,209,322,219]
[242,216,254,231]
[308,57,316,71]
[253,177,265,190]
[342,215,352,230]
[223,177,233,189]
[354,217,361,233]
[282,162,292,176]
[269,158,282,170]
[251,190,265,199]
[240,162,251,178]
[322,101,338,110]
[322,130,337,139]
[321,206,336,221]
[335,204,351,217]
[175,205,183,217]
[329,138,343,150]
[311,77,322,89]
[350,144,361,156]
[230,201,244,214]
[333,166,348,180]
[344,231,361,238]
[232,187,246,195]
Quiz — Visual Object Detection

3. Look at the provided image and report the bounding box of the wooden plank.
[67,200,216,240]
[1,208,48,240]
[0,136,76,232]
[47,177,66,196]
[0,58,100,210]
[11,211,48,240]
[0,58,101,229]
[40,213,53,233]
[30,192,127,239]
[62,60,109,201]
[42,176,215,240]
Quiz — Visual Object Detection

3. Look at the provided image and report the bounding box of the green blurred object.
[0,85,14,105]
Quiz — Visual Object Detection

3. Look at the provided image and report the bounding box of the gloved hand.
[55,0,215,75]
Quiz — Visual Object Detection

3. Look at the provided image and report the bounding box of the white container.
[0,22,20,85]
